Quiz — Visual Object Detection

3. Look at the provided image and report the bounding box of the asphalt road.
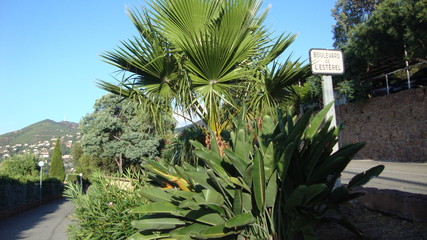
[0,199,72,240]
[342,159,427,195]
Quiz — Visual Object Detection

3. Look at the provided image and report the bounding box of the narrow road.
[0,198,72,240]
[342,159,427,194]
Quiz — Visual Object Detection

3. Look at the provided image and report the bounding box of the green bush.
[0,154,40,178]
[64,171,149,240]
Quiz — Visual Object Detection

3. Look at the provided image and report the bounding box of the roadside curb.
[356,187,427,222]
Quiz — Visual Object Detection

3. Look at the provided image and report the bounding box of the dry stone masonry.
[338,88,426,162]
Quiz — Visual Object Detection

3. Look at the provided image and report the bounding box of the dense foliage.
[79,94,174,174]
[49,139,65,181]
[64,171,149,240]
[332,0,427,99]
[128,105,383,240]
[0,154,40,178]
[332,0,381,49]
[0,154,63,212]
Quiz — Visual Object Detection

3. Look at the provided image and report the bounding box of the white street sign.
[309,49,344,75]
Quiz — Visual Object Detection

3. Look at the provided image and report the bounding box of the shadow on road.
[343,170,427,187]
[0,198,70,240]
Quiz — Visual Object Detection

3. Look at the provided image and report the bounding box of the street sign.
[309,49,344,75]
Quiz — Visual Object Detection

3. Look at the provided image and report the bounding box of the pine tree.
[49,139,65,181]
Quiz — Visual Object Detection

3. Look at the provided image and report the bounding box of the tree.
[98,0,311,143]
[346,0,427,64]
[332,0,427,100]
[79,94,173,174]
[70,142,83,168]
[49,139,65,181]
[332,0,381,49]
[0,154,39,178]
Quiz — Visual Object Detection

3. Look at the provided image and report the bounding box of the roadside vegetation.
[66,0,387,239]
[0,154,63,213]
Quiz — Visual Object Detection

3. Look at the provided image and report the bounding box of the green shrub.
[64,171,149,240]
[0,154,39,178]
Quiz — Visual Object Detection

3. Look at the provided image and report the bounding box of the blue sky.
[0,0,336,134]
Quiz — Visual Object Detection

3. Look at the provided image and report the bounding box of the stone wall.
[337,88,427,162]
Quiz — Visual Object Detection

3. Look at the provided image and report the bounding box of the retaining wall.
[338,88,427,162]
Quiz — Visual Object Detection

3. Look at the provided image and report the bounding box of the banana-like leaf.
[225,212,256,228]
[233,128,252,164]
[229,177,251,192]
[143,161,191,191]
[184,171,216,191]
[224,149,248,178]
[262,142,275,181]
[285,108,313,145]
[202,189,225,206]
[185,210,226,225]
[347,165,385,190]
[127,232,170,240]
[198,223,239,239]
[304,102,333,139]
[304,129,337,179]
[169,223,211,239]
[193,149,228,180]
[253,149,266,212]
[233,188,243,215]
[131,216,186,231]
[261,115,276,136]
[308,142,365,184]
[283,184,328,215]
[130,202,180,214]
[329,187,365,205]
[265,170,278,208]
[137,188,173,202]
[277,141,297,180]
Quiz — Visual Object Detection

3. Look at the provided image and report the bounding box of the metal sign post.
[309,49,344,153]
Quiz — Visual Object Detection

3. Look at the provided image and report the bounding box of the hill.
[0,119,79,146]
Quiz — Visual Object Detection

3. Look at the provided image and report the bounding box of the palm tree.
[98,0,311,143]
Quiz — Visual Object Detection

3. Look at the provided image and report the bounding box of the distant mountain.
[0,119,79,146]
[175,120,205,133]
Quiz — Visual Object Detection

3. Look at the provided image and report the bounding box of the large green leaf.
[202,189,225,206]
[169,223,211,239]
[198,223,239,239]
[347,165,385,190]
[304,102,333,139]
[283,184,328,215]
[265,170,278,208]
[137,188,173,202]
[262,142,275,181]
[225,213,256,228]
[277,141,297,180]
[127,232,170,240]
[223,149,248,178]
[185,210,226,225]
[253,149,266,212]
[130,202,180,214]
[131,216,186,231]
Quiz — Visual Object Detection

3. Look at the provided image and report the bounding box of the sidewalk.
[0,198,72,240]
